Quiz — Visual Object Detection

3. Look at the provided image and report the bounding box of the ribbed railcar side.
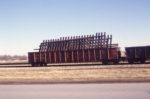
[101,48,120,64]
[146,46,150,59]
[125,46,150,64]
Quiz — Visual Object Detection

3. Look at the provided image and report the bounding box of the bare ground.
[0,64,150,84]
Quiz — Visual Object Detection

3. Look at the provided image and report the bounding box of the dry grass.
[0,66,150,83]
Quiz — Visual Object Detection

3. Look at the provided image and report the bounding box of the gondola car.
[125,46,150,64]
[28,32,121,66]
[28,47,121,66]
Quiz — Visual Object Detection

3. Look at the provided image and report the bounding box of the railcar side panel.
[95,49,101,62]
[78,50,84,62]
[66,51,72,63]
[50,52,55,63]
[109,48,120,63]
[84,50,89,62]
[125,46,149,63]
[28,52,34,64]
[89,49,95,62]
[146,46,150,59]
[28,52,41,66]
[73,50,78,62]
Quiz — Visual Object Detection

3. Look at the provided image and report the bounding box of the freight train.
[28,32,150,66]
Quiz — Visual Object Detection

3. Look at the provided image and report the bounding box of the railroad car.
[125,46,150,64]
[28,32,121,66]
[28,47,121,66]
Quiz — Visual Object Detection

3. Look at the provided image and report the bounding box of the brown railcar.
[28,52,47,66]
[28,32,120,66]
[28,47,120,66]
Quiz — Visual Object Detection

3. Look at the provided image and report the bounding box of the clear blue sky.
[0,0,150,55]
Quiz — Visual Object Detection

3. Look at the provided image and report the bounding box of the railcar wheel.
[31,63,35,67]
[44,63,47,66]
[140,59,145,64]
[102,61,108,65]
[40,63,43,66]
[128,59,133,64]
[113,61,119,64]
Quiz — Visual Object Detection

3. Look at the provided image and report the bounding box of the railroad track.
[0,62,150,70]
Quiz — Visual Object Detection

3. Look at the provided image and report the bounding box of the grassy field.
[0,65,150,84]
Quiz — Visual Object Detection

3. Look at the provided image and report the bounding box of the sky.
[0,0,150,55]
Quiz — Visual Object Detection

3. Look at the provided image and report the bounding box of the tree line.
[0,55,27,61]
